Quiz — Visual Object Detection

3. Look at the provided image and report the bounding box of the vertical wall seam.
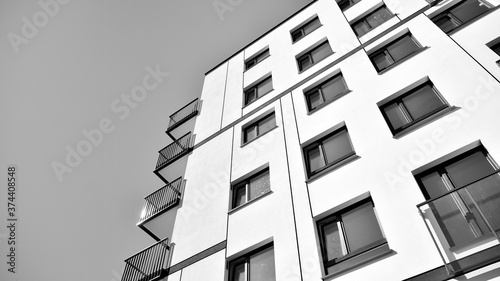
[224,126,236,278]
[220,62,230,130]
[279,97,304,281]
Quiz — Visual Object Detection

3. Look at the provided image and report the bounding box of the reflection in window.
[352,6,393,37]
[232,168,271,209]
[432,0,491,34]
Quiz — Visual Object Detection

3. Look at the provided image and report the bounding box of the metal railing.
[122,238,170,281]
[139,178,183,223]
[156,132,192,170]
[167,98,199,131]
[417,170,500,275]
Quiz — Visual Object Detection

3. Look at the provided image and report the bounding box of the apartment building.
[120,0,500,280]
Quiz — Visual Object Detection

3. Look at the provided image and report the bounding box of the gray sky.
[0,0,311,280]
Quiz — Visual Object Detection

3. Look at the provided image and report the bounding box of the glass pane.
[491,43,500,56]
[321,75,347,101]
[337,0,351,11]
[246,60,255,70]
[466,173,500,232]
[353,21,369,37]
[258,114,276,136]
[303,18,321,35]
[366,7,392,29]
[249,247,275,281]
[257,77,273,97]
[372,52,391,71]
[292,30,303,42]
[387,35,420,62]
[256,49,269,63]
[322,220,346,260]
[307,90,324,110]
[248,170,270,201]
[231,261,246,281]
[322,130,353,165]
[384,103,408,130]
[434,15,457,33]
[451,0,489,24]
[299,55,312,71]
[311,42,333,64]
[445,151,496,188]
[244,126,257,143]
[342,202,384,253]
[307,145,326,173]
[233,184,247,208]
[246,90,257,105]
[402,84,445,121]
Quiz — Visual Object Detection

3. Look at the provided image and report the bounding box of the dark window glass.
[231,169,270,209]
[305,73,348,111]
[243,113,276,143]
[245,76,273,106]
[336,0,362,11]
[370,34,422,72]
[415,147,500,248]
[304,127,354,177]
[318,198,387,275]
[380,82,448,135]
[245,49,270,70]
[432,0,491,34]
[297,41,333,71]
[229,245,276,281]
[490,42,500,56]
[352,6,393,37]
[292,17,321,42]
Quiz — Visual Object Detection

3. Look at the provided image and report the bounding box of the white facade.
[122,0,500,281]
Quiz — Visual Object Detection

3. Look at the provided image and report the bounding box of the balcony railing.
[167,98,199,132]
[156,132,192,170]
[122,238,170,281]
[139,177,183,223]
[417,171,500,276]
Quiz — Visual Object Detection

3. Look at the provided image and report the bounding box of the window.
[317,197,388,275]
[243,113,276,144]
[336,0,362,11]
[245,76,273,106]
[369,33,422,72]
[245,48,270,70]
[431,0,492,34]
[352,6,394,37]
[379,81,448,135]
[303,126,355,178]
[231,168,270,209]
[305,73,349,111]
[291,17,321,43]
[490,42,500,56]
[297,41,333,72]
[229,244,276,281]
[414,144,500,248]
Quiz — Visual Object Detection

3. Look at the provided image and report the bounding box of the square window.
[305,73,349,111]
[317,197,388,275]
[245,48,270,70]
[243,112,276,144]
[291,17,321,43]
[229,244,276,281]
[245,76,273,106]
[369,33,422,72]
[431,0,491,34]
[297,41,333,72]
[231,168,271,209]
[351,6,394,37]
[414,145,500,248]
[303,126,355,178]
[379,80,449,135]
[336,0,362,11]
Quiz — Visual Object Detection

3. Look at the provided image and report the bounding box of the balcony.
[122,238,170,281]
[155,132,192,173]
[166,98,199,140]
[417,171,500,277]
[139,177,183,224]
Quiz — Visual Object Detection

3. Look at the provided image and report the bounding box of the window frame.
[244,76,274,106]
[242,112,277,145]
[304,72,350,112]
[228,243,276,281]
[369,32,423,72]
[378,78,450,136]
[291,16,321,43]
[316,194,390,276]
[245,48,270,71]
[336,0,362,11]
[296,40,333,72]
[430,0,493,34]
[302,124,356,179]
[351,5,394,37]
[230,167,271,210]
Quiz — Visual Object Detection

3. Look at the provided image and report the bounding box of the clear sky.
[0,0,311,280]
